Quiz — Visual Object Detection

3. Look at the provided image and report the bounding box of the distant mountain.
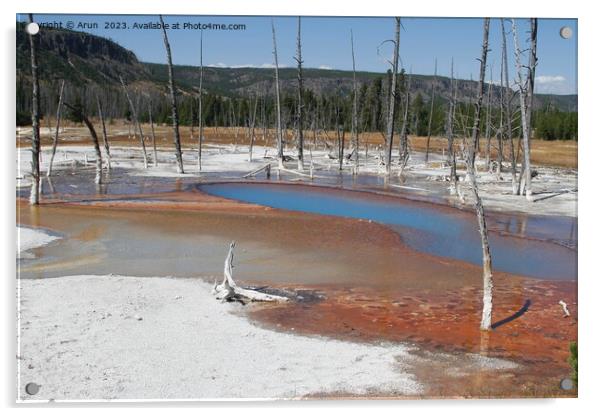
[16,23,577,112]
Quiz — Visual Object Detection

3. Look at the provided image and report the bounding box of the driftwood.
[559,300,571,317]
[212,242,288,302]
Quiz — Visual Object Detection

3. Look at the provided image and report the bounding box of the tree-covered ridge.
[16,22,577,140]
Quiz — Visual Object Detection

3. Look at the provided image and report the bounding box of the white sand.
[18,275,421,400]
[17,227,60,259]
[17,274,517,401]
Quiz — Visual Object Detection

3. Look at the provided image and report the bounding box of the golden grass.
[18,121,577,169]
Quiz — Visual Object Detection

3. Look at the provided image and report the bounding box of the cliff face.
[17,23,151,86]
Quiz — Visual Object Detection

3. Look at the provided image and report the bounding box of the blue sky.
[20,14,577,94]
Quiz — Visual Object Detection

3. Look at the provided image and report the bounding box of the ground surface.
[16,123,578,400]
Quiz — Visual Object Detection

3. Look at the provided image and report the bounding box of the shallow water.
[200,183,577,280]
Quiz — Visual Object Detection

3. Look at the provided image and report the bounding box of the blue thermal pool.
[199,183,577,280]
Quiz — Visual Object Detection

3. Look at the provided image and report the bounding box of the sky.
[19,14,577,94]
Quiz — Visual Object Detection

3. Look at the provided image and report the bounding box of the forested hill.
[17,23,577,112]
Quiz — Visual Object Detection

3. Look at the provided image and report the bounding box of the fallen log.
[242,163,272,179]
[212,241,288,302]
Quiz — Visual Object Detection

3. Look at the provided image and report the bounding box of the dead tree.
[337,124,345,171]
[501,18,517,190]
[47,79,65,177]
[399,72,411,169]
[351,29,360,173]
[384,17,401,175]
[468,19,490,171]
[446,59,458,193]
[119,76,148,168]
[425,59,437,164]
[148,100,158,166]
[294,17,304,170]
[512,18,537,199]
[64,102,103,184]
[96,95,111,170]
[248,92,259,162]
[198,31,204,171]
[466,18,494,332]
[484,66,493,170]
[212,242,288,302]
[160,15,184,173]
[28,14,41,205]
[271,20,284,168]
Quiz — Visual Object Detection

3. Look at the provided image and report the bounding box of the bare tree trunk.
[198,32,204,171]
[466,18,494,332]
[160,15,184,174]
[96,95,111,170]
[501,19,517,191]
[47,79,65,177]
[425,59,437,164]
[351,29,360,173]
[512,18,537,199]
[28,14,41,205]
[295,17,304,170]
[271,20,284,168]
[119,76,148,168]
[446,59,458,193]
[385,17,401,175]
[468,19,490,171]
[485,67,493,171]
[248,93,259,162]
[524,18,538,199]
[336,124,345,171]
[64,102,103,184]
[148,100,158,166]
[399,72,411,169]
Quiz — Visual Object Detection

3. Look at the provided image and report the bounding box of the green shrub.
[568,341,578,387]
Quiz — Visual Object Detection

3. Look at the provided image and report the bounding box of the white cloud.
[535,75,567,84]
[207,63,288,69]
[318,65,333,70]
[534,75,573,94]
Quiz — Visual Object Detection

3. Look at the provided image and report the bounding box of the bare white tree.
[47,80,65,177]
[159,15,185,174]
[294,17,304,170]
[119,76,148,169]
[64,102,103,185]
[351,29,360,173]
[28,14,41,205]
[96,95,111,170]
[198,31,204,171]
[271,20,284,168]
[148,100,158,166]
[466,18,494,331]
[512,18,538,200]
[500,18,518,192]
[384,17,401,175]
[425,59,437,164]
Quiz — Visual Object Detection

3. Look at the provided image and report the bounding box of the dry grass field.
[18,120,577,169]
